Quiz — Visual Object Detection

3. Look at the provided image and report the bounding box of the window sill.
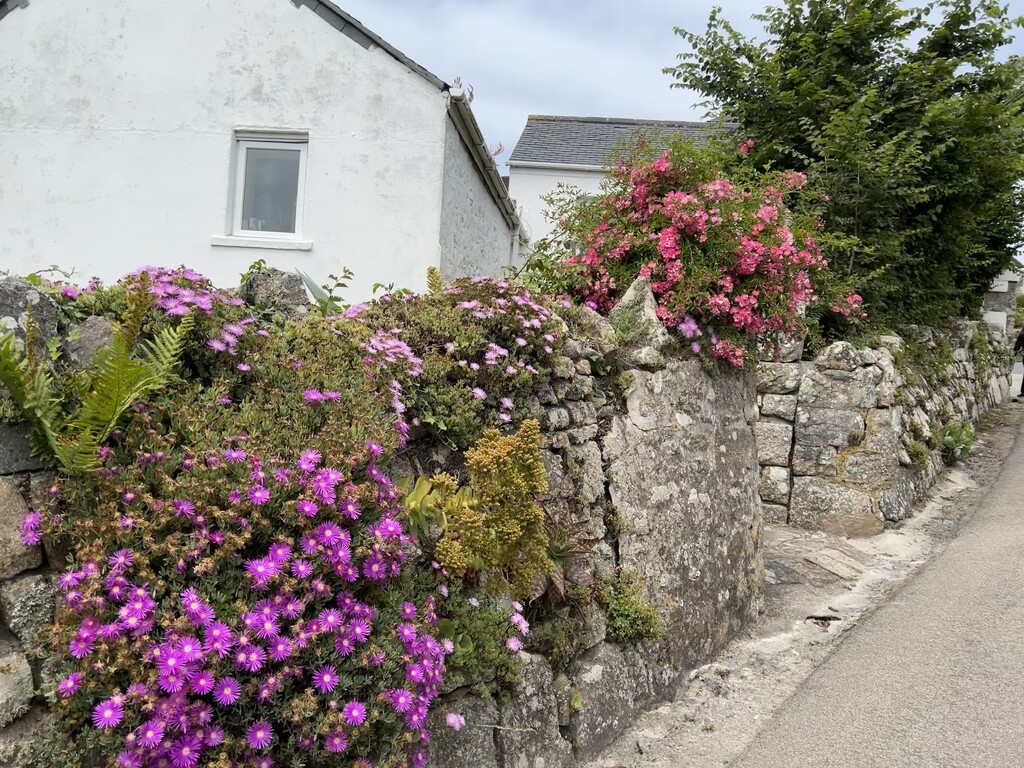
[210,235,313,251]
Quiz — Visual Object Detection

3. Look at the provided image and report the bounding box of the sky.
[340,0,1024,168]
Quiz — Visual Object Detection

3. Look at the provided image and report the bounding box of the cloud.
[339,0,1024,164]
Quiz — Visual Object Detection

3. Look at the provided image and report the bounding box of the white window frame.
[231,135,308,240]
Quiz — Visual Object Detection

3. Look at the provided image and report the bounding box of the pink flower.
[445,712,466,731]
[92,699,123,729]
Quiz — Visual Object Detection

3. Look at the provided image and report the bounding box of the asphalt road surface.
[731,404,1024,768]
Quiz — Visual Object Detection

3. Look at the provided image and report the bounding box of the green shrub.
[939,420,975,465]
[599,571,664,643]
[906,441,931,472]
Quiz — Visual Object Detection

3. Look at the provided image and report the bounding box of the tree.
[666,0,1024,330]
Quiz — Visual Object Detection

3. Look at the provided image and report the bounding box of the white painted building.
[507,116,725,249]
[0,0,518,296]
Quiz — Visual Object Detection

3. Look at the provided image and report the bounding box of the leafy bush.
[598,571,664,643]
[906,440,932,472]
[667,0,1024,331]
[350,278,565,449]
[521,137,861,366]
[939,420,975,465]
[407,420,554,601]
[12,268,540,768]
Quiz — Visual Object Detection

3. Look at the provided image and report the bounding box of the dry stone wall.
[409,291,763,767]
[756,324,1012,536]
[0,275,764,767]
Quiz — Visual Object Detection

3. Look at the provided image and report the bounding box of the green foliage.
[21,268,537,768]
[426,266,446,296]
[598,570,665,643]
[906,440,932,471]
[355,278,563,449]
[1015,292,1024,329]
[667,0,1024,331]
[415,420,556,600]
[297,266,354,315]
[940,419,975,464]
[0,308,193,473]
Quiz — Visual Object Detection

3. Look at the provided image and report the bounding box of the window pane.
[241,147,301,233]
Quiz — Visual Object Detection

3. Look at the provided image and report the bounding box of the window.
[232,136,307,239]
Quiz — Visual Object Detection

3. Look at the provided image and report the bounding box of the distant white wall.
[507,165,607,249]
[0,0,449,296]
[438,116,513,280]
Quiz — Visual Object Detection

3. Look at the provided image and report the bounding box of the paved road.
[732,406,1024,768]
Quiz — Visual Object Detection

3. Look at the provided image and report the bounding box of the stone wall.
[0,275,765,767]
[413,284,763,767]
[756,324,1012,536]
[0,280,63,763]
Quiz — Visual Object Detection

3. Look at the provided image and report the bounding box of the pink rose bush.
[532,138,864,366]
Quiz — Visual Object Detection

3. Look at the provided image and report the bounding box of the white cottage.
[0,0,518,295]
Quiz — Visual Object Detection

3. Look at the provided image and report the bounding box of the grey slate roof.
[509,115,737,168]
[0,0,30,23]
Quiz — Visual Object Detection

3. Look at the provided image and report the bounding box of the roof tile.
[509,115,737,167]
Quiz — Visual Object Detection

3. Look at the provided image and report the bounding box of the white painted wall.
[507,165,607,249]
[0,0,457,296]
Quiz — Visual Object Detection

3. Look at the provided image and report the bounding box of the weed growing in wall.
[520,137,863,366]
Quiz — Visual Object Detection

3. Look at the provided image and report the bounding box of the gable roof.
[293,2,517,230]
[0,0,517,231]
[0,0,29,23]
[509,115,738,169]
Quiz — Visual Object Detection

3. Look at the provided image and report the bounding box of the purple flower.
[506,636,523,652]
[137,719,165,748]
[170,736,201,767]
[511,614,530,635]
[677,314,703,339]
[400,602,417,620]
[57,672,81,698]
[471,387,487,400]
[316,522,343,547]
[342,700,367,726]
[389,688,414,713]
[445,712,466,731]
[223,448,246,463]
[349,618,371,643]
[396,623,417,644]
[340,498,361,520]
[290,559,313,579]
[302,389,323,402]
[246,721,274,750]
[296,449,321,471]
[318,609,343,632]
[325,731,348,753]
[91,699,123,729]
[190,669,215,695]
[248,486,271,505]
[295,499,318,517]
[213,677,240,705]
[312,665,339,693]
[270,637,294,661]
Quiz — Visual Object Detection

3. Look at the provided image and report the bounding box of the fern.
[58,315,194,471]
[0,333,30,407]
[426,266,445,296]
[0,314,194,474]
